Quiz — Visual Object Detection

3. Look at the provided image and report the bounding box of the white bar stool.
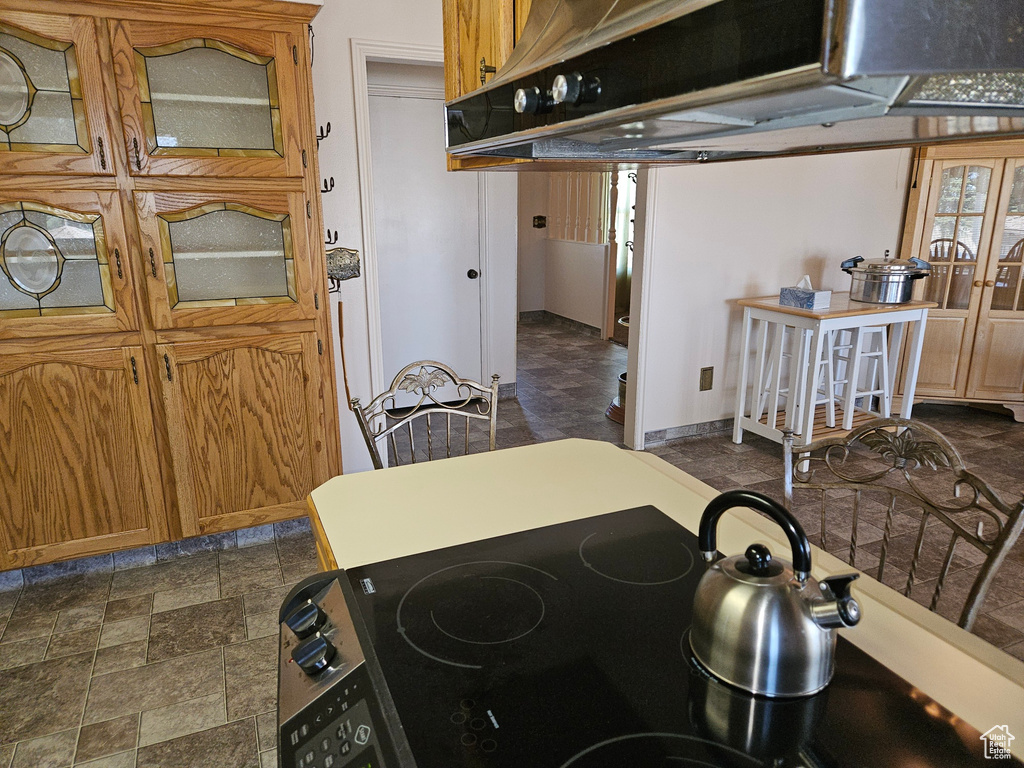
[833,326,891,429]
[754,326,837,433]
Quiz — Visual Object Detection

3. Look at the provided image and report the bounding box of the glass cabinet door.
[134,191,314,329]
[110,21,304,178]
[966,158,1024,400]
[0,190,136,339]
[0,13,115,176]
[908,159,1004,397]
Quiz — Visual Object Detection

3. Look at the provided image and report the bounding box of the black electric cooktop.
[345,506,1015,767]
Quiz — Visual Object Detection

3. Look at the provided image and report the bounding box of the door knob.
[985,280,995,287]
[974,280,983,288]
[467,269,479,279]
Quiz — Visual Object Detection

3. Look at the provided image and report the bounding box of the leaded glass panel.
[135,40,282,157]
[0,24,87,154]
[0,202,112,318]
[159,204,295,308]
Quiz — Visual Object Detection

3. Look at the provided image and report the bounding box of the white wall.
[517,174,548,312]
[311,2,517,473]
[544,240,608,329]
[635,149,913,436]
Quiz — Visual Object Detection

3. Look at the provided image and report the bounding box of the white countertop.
[308,439,1024,747]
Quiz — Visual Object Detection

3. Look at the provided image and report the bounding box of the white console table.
[733,292,937,446]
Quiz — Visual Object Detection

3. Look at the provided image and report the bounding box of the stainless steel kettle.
[689,490,861,698]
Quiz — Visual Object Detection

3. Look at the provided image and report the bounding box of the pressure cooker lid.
[842,253,931,275]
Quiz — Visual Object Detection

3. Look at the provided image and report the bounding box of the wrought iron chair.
[351,361,499,470]
[783,418,1024,631]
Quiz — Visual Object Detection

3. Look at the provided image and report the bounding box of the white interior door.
[368,78,482,388]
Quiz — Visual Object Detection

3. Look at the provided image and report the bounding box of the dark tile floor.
[0,522,317,767]
[0,317,1021,766]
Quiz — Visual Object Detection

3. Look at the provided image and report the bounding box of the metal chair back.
[351,360,499,470]
[783,418,1024,630]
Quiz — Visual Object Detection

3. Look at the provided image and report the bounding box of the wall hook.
[317,122,331,144]
[325,229,338,245]
[321,176,335,193]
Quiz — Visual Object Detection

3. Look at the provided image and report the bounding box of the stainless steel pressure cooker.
[841,251,930,304]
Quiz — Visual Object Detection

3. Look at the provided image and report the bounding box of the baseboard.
[1,518,314,584]
[644,418,734,446]
[518,310,601,338]
[498,382,517,400]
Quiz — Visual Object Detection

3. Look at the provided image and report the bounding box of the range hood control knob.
[285,600,326,640]
[551,72,601,106]
[292,634,337,676]
[514,87,554,115]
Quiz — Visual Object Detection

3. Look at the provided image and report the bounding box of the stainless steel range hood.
[444,0,1024,163]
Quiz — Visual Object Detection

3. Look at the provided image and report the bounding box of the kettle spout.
[811,574,862,629]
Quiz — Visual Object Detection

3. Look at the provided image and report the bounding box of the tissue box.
[780,286,831,310]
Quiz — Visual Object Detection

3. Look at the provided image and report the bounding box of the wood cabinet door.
[134,190,315,330]
[0,12,115,176]
[159,333,329,538]
[108,19,305,178]
[966,158,1024,402]
[0,189,137,340]
[907,159,1004,397]
[0,346,166,569]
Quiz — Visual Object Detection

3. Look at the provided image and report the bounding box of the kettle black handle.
[698,490,813,581]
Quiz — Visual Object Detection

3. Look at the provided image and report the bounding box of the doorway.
[367,62,483,384]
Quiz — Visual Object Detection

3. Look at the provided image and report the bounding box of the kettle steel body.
[689,490,861,698]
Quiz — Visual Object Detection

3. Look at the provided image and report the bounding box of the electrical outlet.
[699,366,714,391]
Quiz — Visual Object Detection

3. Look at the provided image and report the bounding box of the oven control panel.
[278,577,410,768]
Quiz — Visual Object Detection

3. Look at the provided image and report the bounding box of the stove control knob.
[514,87,554,115]
[293,634,336,676]
[285,600,326,640]
[551,72,601,106]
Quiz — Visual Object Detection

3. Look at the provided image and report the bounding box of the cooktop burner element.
[395,560,562,668]
[344,505,1015,768]
[578,521,695,585]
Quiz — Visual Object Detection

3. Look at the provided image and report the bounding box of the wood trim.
[196,498,309,536]
[6,0,320,26]
[306,495,338,571]
[921,140,1024,161]
[293,22,341,478]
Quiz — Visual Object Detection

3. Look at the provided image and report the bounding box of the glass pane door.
[990,165,1024,312]
[921,164,992,310]
[136,191,314,329]
[112,21,303,178]
[0,191,136,339]
[0,14,114,175]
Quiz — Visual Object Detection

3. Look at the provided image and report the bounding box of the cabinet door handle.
[114,248,123,279]
[985,279,995,287]
[164,354,173,382]
[132,137,142,171]
[130,356,139,385]
[974,280,983,288]
[97,137,106,170]
[149,248,157,278]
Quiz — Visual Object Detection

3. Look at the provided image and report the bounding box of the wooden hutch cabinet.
[0,0,339,570]
[898,142,1024,421]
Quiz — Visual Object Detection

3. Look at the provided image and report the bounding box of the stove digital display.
[346,505,1013,768]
